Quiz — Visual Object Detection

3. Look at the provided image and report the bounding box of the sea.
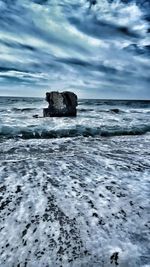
[0,0,150,265]
[0,96,150,267]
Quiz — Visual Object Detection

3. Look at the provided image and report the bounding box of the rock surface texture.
[43,91,78,117]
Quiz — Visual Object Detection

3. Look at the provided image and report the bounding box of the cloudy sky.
[0,0,150,99]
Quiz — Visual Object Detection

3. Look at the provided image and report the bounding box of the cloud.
[0,0,149,99]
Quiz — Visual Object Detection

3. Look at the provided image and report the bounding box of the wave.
[11,107,37,112]
[79,100,150,108]
[0,124,150,139]
[78,108,95,112]
[78,108,125,113]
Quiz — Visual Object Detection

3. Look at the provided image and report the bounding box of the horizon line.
[0,95,150,101]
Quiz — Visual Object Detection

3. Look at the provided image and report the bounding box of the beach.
[0,97,150,266]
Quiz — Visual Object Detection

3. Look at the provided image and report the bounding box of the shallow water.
[0,97,150,266]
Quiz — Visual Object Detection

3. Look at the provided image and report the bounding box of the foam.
[0,135,150,266]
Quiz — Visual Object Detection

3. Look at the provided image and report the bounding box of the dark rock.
[110,108,120,114]
[33,114,39,118]
[43,91,78,117]
[110,252,119,265]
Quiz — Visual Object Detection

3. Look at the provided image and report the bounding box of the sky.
[0,0,150,99]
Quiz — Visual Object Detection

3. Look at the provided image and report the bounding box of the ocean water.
[0,97,150,267]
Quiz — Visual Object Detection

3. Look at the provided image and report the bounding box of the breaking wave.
[0,124,150,139]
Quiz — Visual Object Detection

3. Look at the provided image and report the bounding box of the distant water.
[0,97,150,267]
[0,97,150,139]
[0,0,150,98]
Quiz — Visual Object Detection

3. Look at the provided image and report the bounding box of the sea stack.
[43,91,78,117]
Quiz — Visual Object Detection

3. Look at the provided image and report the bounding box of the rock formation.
[43,91,78,117]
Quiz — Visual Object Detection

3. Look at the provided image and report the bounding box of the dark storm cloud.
[0,0,149,99]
